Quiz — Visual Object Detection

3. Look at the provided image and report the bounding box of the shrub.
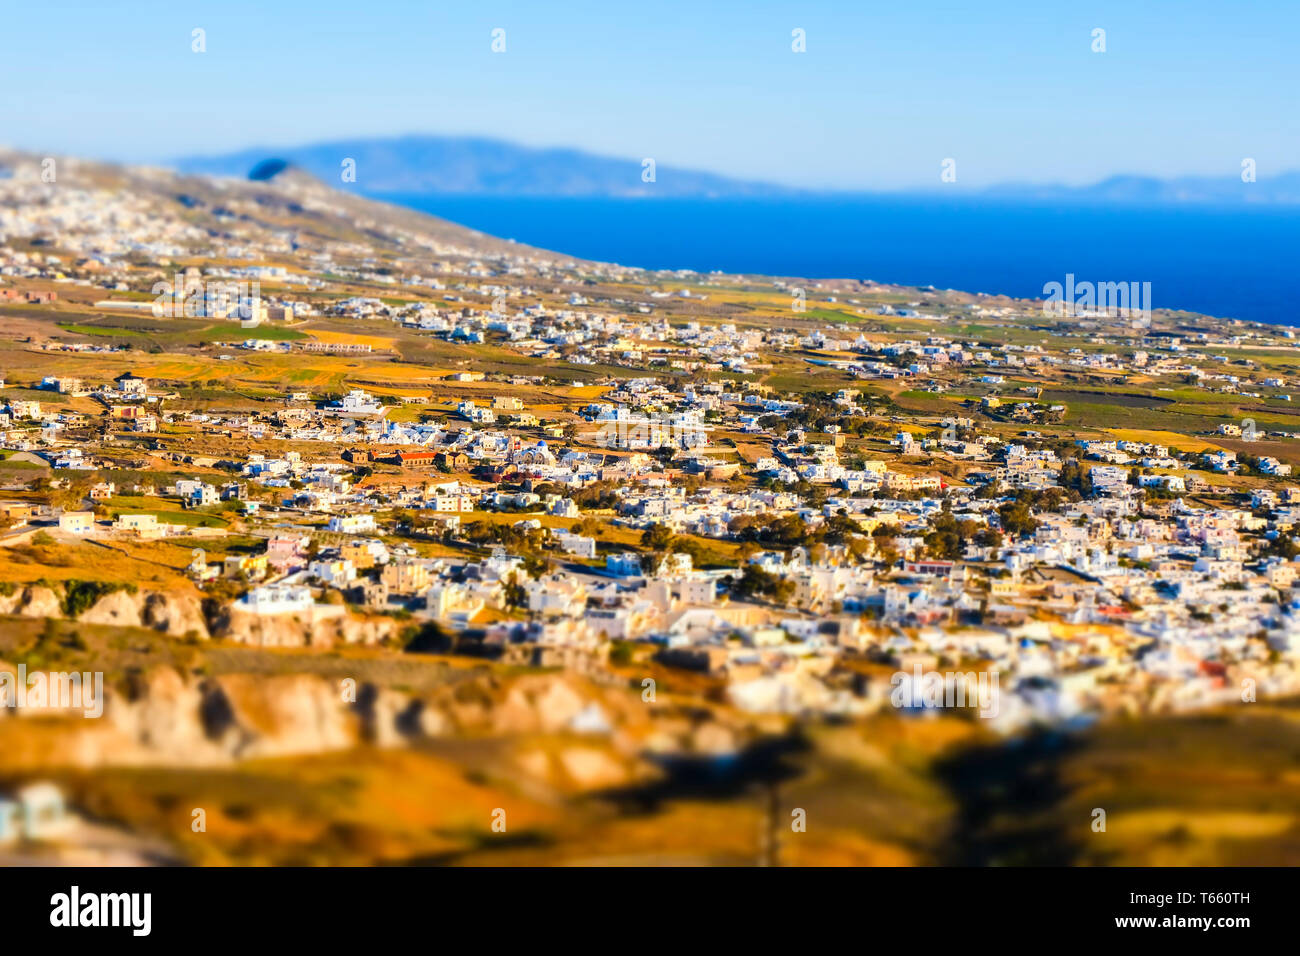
[60,579,134,618]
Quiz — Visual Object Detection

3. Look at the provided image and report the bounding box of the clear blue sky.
[2,0,1296,189]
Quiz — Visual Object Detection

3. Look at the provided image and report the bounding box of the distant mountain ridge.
[176,135,801,199]
[174,135,1300,205]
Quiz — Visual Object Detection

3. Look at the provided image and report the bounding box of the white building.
[238,585,314,615]
[327,514,377,534]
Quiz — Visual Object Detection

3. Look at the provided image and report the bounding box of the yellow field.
[243,361,339,388]
[1106,428,1226,453]
[361,384,434,398]
[349,363,444,382]
[0,537,198,591]
[147,360,220,380]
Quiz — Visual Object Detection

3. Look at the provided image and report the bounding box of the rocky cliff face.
[0,585,210,638]
[214,607,396,648]
[198,673,359,759]
[0,664,747,783]
[0,585,63,619]
[0,583,395,646]
[75,589,147,630]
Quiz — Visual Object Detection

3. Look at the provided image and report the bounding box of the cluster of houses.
[7,155,1300,733]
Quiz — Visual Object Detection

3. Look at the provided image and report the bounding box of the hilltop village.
[4,152,1300,737]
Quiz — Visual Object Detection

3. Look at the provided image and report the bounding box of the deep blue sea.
[373,193,1300,326]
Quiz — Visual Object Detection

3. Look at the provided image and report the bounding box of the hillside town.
[3,153,1300,746]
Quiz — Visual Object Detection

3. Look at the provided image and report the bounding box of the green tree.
[997,500,1039,538]
[640,523,676,552]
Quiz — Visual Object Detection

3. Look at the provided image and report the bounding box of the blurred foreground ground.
[2,617,1299,866]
